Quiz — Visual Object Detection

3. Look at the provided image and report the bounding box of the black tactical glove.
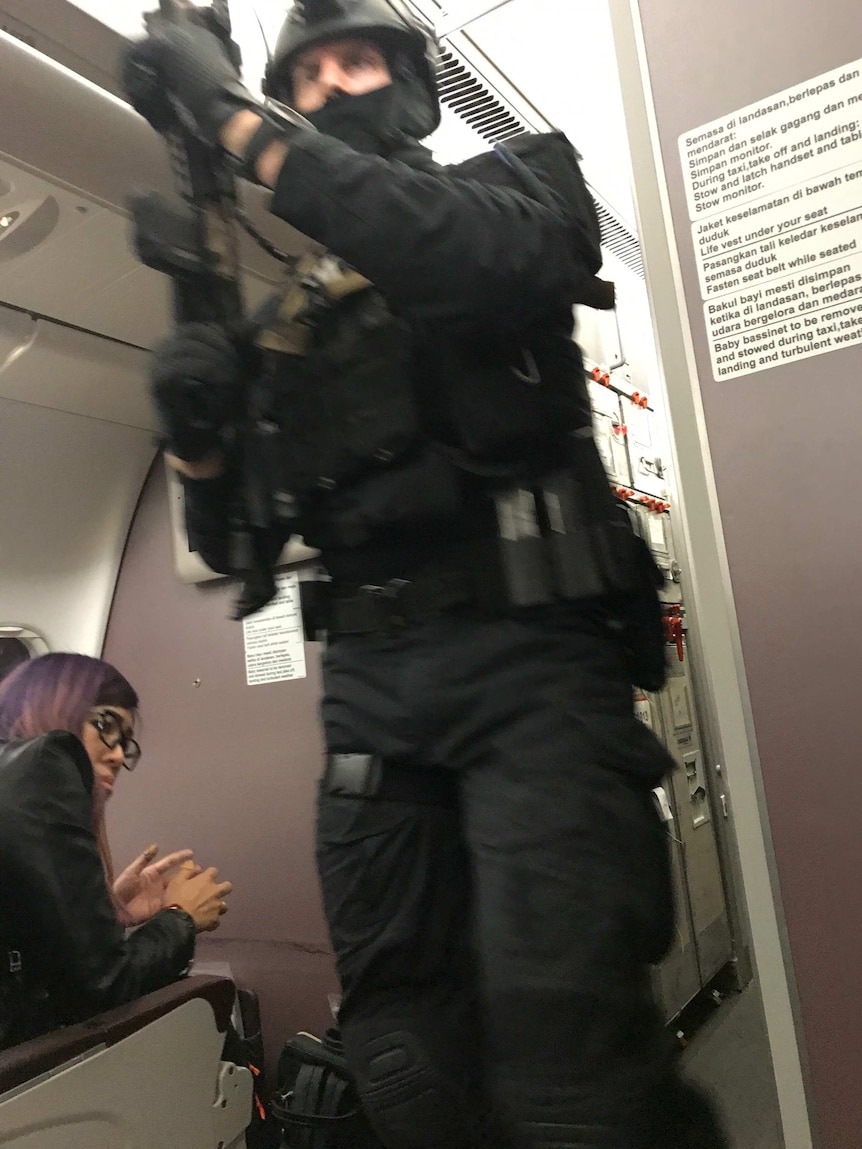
[151,323,245,462]
[121,23,258,145]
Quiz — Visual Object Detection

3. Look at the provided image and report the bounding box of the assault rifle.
[129,0,278,619]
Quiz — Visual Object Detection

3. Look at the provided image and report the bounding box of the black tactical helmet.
[265,0,441,136]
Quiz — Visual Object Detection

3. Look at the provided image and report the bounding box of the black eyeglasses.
[89,710,141,771]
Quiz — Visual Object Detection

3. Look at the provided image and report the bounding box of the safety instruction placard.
[242,571,306,685]
[679,58,862,379]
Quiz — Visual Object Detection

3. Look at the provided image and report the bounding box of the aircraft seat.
[0,974,253,1148]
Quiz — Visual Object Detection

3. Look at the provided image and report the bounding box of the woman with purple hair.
[0,652,233,1048]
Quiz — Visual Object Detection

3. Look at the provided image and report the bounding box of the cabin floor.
[682,980,784,1149]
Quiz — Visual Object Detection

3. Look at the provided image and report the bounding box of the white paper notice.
[242,571,307,685]
[648,514,666,552]
[679,59,862,379]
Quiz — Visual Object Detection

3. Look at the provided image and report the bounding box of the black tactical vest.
[249,133,601,545]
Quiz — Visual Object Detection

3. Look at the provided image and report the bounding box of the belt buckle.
[8,950,21,975]
[360,579,412,629]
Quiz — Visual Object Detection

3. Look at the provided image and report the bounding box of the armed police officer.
[122,2,727,1146]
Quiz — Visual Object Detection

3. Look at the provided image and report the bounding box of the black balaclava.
[304,84,398,154]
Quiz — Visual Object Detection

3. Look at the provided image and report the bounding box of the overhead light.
[0,197,60,261]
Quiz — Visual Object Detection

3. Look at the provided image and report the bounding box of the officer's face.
[290,37,392,113]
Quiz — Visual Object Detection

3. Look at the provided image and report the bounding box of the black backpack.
[271,1028,381,1149]
[449,130,603,280]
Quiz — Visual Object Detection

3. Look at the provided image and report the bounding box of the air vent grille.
[437,47,524,142]
[592,201,645,279]
[438,45,645,280]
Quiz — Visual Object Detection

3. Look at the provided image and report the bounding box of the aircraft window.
[0,625,49,683]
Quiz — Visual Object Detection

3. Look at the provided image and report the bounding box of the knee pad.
[348,1028,475,1149]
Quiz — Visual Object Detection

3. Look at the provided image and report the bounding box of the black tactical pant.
[316,606,728,1149]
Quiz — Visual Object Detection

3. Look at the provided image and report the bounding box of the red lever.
[639,395,649,409]
[673,619,684,661]
[592,367,602,381]
[602,372,611,386]
[663,614,685,661]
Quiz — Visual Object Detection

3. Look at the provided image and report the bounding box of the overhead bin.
[0,306,35,371]
[0,303,155,428]
[0,25,312,348]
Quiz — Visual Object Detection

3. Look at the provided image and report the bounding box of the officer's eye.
[294,63,319,85]
[343,49,381,72]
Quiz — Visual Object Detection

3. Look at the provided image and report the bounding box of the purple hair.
[0,652,138,742]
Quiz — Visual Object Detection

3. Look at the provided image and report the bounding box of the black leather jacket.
[0,732,195,1049]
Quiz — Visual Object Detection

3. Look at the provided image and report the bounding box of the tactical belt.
[323,753,459,808]
[303,569,484,636]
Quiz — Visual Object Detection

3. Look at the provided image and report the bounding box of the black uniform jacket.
[0,732,195,1047]
[182,132,595,583]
